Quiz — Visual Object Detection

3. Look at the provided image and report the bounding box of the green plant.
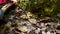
[18,0,60,18]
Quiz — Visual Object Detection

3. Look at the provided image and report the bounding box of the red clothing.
[0,0,7,4]
[0,0,11,8]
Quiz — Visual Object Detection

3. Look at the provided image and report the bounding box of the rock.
[9,15,14,20]
[19,20,28,25]
[27,25,36,33]
[28,19,37,24]
[28,30,36,34]
[36,23,40,26]
[6,21,11,27]
[20,14,28,19]
[47,31,51,34]
[40,23,45,28]
[17,26,28,32]
[42,31,47,34]
[35,28,40,34]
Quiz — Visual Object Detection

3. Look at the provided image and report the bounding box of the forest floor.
[0,11,60,34]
